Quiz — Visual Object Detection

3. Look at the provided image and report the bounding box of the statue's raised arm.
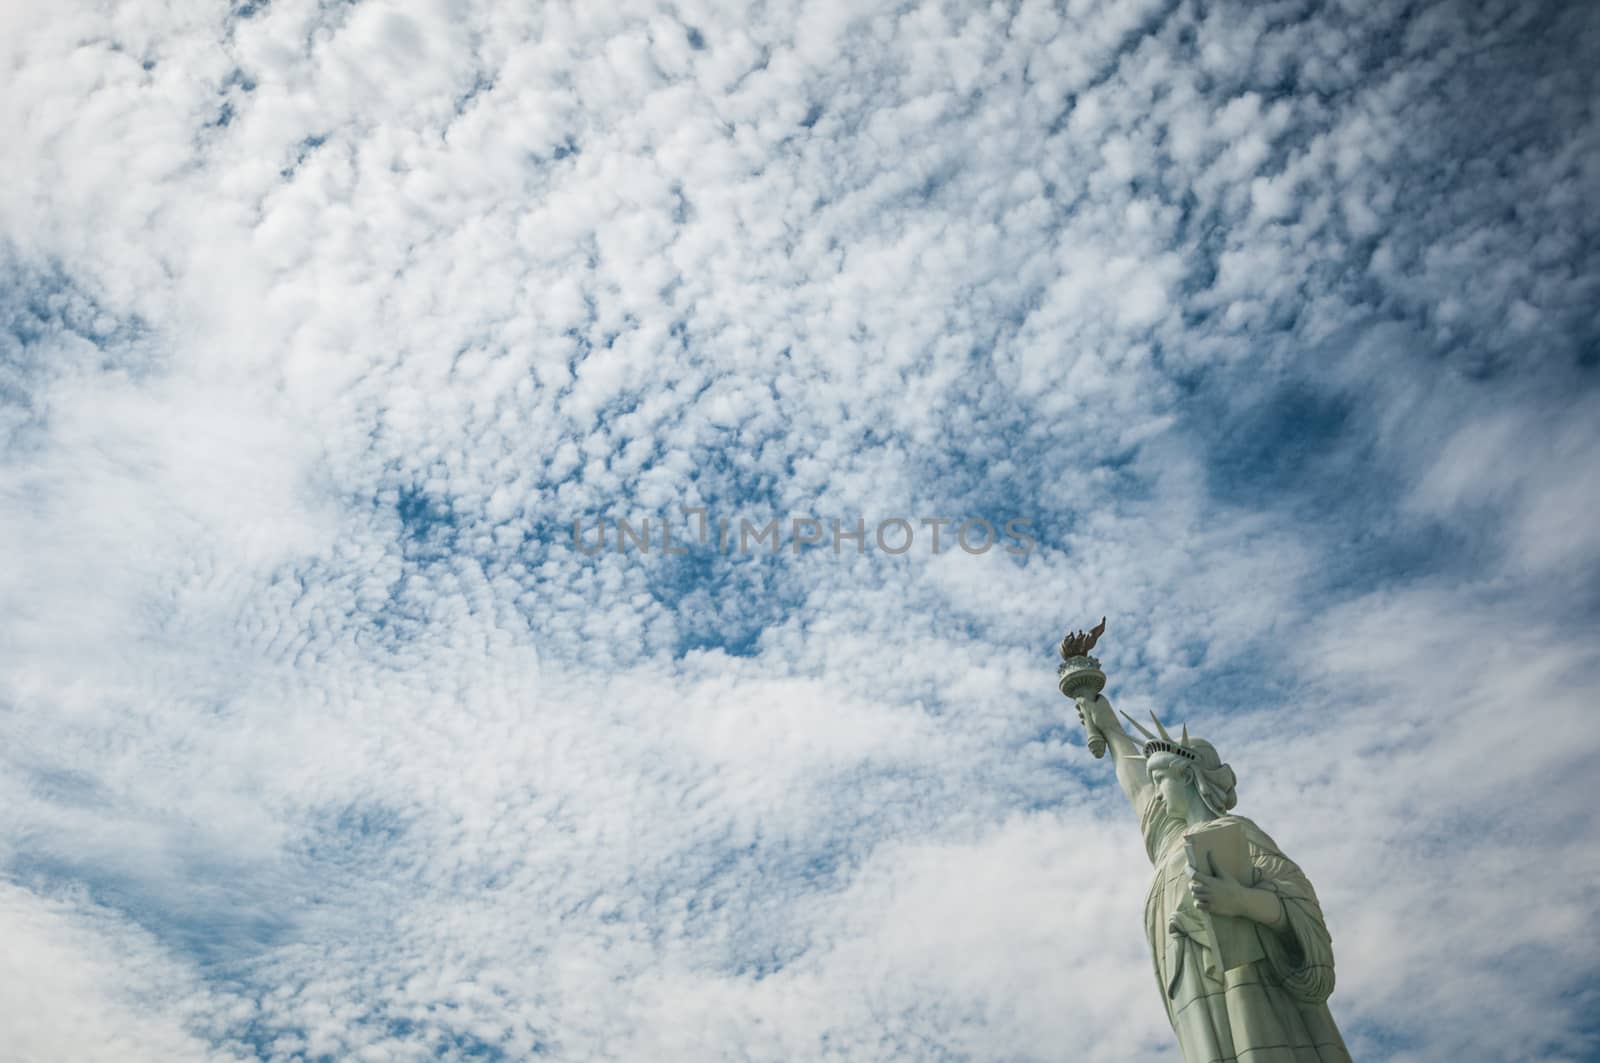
[1059,618,1153,808]
[1076,691,1152,808]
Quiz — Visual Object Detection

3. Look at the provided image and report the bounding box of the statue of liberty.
[1059,620,1352,1062]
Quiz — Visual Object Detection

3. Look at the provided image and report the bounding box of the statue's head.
[1130,712,1238,820]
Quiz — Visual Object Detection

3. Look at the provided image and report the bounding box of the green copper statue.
[1060,620,1352,1063]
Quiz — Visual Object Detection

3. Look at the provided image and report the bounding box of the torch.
[1058,617,1108,758]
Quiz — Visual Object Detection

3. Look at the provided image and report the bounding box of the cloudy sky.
[3,0,1598,1059]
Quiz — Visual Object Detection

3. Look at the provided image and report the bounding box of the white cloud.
[2,0,1598,1058]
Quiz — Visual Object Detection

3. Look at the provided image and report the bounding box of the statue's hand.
[1189,862,1251,919]
[1075,693,1117,734]
[1190,863,1285,927]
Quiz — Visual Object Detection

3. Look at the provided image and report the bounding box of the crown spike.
[1121,711,1159,742]
[1150,711,1175,744]
[1181,723,1189,744]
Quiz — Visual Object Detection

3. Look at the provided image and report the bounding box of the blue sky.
[2,0,1598,1060]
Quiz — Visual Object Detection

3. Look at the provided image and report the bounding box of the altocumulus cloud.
[1,0,1598,1060]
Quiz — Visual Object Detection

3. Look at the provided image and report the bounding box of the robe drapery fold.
[1139,801,1351,1063]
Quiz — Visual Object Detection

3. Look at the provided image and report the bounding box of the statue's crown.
[1141,738,1197,760]
[1124,710,1199,761]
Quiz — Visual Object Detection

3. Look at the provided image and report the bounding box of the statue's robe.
[1140,801,1352,1063]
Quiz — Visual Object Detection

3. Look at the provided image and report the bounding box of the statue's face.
[1149,755,1202,820]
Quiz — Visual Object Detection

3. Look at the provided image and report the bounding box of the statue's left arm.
[1189,864,1287,928]
[1187,823,1337,1004]
[1248,839,1338,1005]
